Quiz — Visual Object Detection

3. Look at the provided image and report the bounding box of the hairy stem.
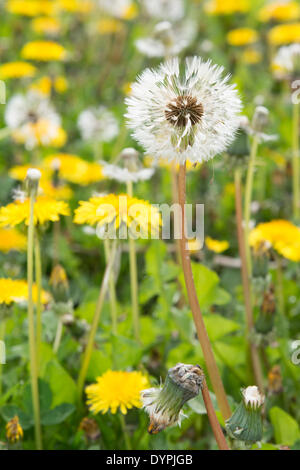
[104,239,118,335]
[201,378,230,450]
[178,163,231,421]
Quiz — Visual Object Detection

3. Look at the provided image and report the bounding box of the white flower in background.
[273,43,300,75]
[100,148,155,183]
[5,91,63,150]
[242,386,264,410]
[126,57,242,164]
[77,106,119,142]
[250,106,278,143]
[135,21,196,58]
[98,0,132,18]
[142,0,184,21]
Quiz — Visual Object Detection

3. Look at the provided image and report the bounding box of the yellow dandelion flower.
[13,121,67,149]
[57,0,93,13]
[30,76,52,96]
[0,228,27,253]
[0,196,70,227]
[0,62,37,80]
[6,0,56,16]
[122,3,138,20]
[21,41,67,61]
[74,194,162,237]
[31,16,61,35]
[259,1,300,22]
[268,22,300,45]
[44,154,104,185]
[0,278,50,305]
[6,416,23,443]
[227,28,258,47]
[242,48,262,64]
[249,220,300,262]
[144,156,200,171]
[54,76,68,93]
[205,236,229,253]
[97,18,124,35]
[205,0,250,15]
[86,370,149,415]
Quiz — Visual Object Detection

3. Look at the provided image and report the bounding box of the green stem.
[53,319,63,354]
[292,102,300,221]
[0,319,6,395]
[27,193,42,450]
[244,135,259,278]
[77,240,118,398]
[104,239,118,335]
[126,181,140,342]
[276,255,285,317]
[34,232,42,371]
[119,414,131,450]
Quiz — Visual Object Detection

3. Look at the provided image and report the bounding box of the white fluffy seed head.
[26,168,42,181]
[126,56,242,164]
[242,386,264,409]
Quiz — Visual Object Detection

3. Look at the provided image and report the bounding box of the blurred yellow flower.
[57,0,93,13]
[0,278,50,305]
[74,194,162,237]
[0,196,70,227]
[13,121,67,149]
[6,417,23,443]
[259,1,300,22]
[205,0,250,15]
[21,41,67,61]
[44,154,104,185]
[242,48,262,64]
[9,165,73,200]
[144,156,200,171]
[86,370,149,415]
[268,23,300,45]
[205,236,229,253]
[97,18,124,34]
[227,28,258,46]
[249,220,300,261]
[0,62,37,80]
[0,228,27,253]
[30,75,68,96]
[6,0,56,16]
[31,16,61,35]
[122,3,138,20]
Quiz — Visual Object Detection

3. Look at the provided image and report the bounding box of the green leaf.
[41,403,75,426]
[87,349,112,381]
[269,407,300,446]
[203,314,240,342]
[41,360,77,406]
[179,262,231,310]
[23,379,52,414]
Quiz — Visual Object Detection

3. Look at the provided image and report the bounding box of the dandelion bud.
[79,417,100,441]
[120,147,140,172]
[50,264,69,302]
[226,386,264,444]
[255,285,276,335]
[6,416,23,443]
[142,363,203,434]
[268,365,283,395]
[26,168,41,195]
[252,106,270,133]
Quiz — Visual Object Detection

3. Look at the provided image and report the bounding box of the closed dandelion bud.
[6,416,23,443]
[141,363,203,434]
[252,106,270,134]
[268,365,283,395]
[79,417,100,442]
[226,386,264,444]
[255,285,276,334]
[50,264,69,302]
[26,168,41,196]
